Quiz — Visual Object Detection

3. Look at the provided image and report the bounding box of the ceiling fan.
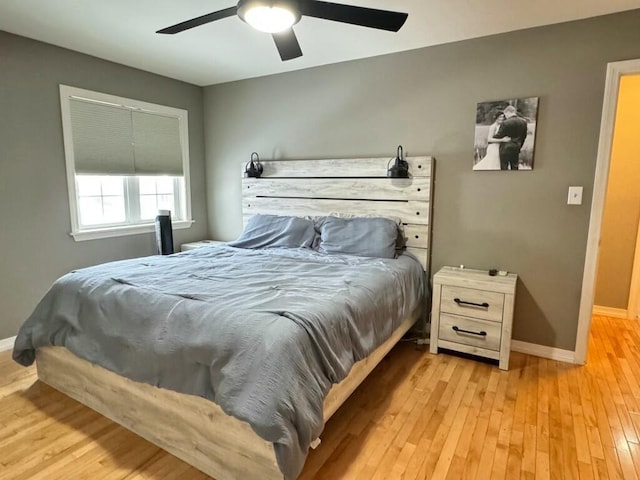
[156,0,408,62]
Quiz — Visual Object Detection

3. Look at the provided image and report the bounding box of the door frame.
[628,216,640,319]
[575,58,640,364]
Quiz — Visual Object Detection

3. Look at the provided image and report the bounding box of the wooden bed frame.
[35,156,434,480]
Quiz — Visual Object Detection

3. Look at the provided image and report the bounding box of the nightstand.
[430,266,517,370]
[181,240,225,251]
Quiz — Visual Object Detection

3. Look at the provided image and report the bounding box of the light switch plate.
[568,186,583,205]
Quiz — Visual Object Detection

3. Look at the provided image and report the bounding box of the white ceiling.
[1,1,639,86]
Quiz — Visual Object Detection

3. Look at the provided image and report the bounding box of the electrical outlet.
[567,186,583,205]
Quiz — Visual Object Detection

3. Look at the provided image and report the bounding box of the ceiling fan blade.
[156,6,237,34]
[300,1,407,32]
[272,29,303,61]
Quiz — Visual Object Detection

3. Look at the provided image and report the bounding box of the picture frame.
[473,97,539,171]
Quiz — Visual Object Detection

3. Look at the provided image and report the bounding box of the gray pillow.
[228,214,316,249]
[315,216,398,259]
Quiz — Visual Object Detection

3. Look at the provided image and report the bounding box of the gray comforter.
[13,245,424,479]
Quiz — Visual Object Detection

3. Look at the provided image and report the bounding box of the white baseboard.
[592,305,628,318]
[0,336,16,353]
[511,340,575,364]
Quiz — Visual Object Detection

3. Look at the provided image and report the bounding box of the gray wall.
[0,31,207,340]
[203,10,640,351]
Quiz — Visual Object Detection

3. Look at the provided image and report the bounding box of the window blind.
[132,111,183,175]
[70,98,183,176]
[70,99,134,175]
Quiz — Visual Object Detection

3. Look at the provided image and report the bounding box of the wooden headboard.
[241,156,434,272]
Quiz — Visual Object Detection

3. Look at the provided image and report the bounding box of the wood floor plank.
[462,367,499,479]
[603,446,625,480]
[427,366,477,479]
[476,370,509,479]
[558,363,580,480]
[615,443,639,480]
[450,363,489,463]
[627,442,640,477]
[2,315,640,479]
[577,460,595,480]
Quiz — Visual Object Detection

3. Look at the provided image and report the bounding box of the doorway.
[592,74,640,320]
[575,59,640,365]
[629,222,640,319]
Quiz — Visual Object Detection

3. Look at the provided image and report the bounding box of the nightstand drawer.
[438,313,502,351]
[440,285,504,323]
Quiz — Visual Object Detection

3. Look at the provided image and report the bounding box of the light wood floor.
[2,315,640,479]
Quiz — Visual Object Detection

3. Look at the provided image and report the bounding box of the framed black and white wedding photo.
[473,97,539,171]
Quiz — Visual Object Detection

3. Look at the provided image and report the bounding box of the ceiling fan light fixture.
[238,0,300,33]
[157,1,407,62]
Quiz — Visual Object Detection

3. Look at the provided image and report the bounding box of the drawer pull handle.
[452,326,487,337]
[454,298,489,309]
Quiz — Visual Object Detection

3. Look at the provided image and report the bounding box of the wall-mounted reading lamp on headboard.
[387,145,409,178]
[244,152,263,178]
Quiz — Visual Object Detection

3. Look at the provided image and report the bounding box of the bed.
[13,156,434,480]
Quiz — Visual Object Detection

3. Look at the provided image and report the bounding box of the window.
[75,175,185,228]
[59,85,193,241]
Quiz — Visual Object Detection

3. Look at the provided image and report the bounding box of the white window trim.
[59,85,193,242]
[71,220,194,242]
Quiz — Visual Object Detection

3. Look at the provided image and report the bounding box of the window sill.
[70,220,194,242]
